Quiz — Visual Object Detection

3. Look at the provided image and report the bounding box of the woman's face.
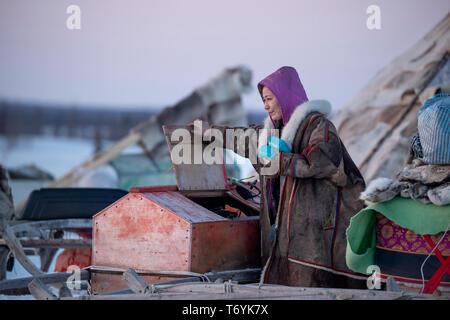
[262,86,282,121]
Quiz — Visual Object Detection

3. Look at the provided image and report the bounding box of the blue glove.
[258,145,276,160]
[258,137,291,160]
[268,136,291,153]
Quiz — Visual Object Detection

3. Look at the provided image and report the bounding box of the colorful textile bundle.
[375,213,449,287]
[418,93,450,165]
[346,197,450,289]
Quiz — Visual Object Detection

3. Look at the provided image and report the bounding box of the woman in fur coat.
[210,66,367,288]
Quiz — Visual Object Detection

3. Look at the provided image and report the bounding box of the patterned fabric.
[409,133,423,159]
[375,213,450,256]
[418,93,450,164]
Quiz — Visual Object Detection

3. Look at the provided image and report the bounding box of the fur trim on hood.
[258,100,332,150]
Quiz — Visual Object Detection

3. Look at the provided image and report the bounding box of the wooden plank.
[89,266,260,280]
[28,278,58,300]
[100,268,261,295]
[179,190,228,198]
[123,268,151,294]
[90,265,214,278]
[118,281,432,298]
[0,239,91,248]
[203,268,261,283]
[162,124,229,191]
[130,185,178,193]
[0,269,90,295]
[64,282,438,300]
[190,219,260,273]
[94,267,261,296]
[143,191,227,223]
[10,219,92,235]
[91,272,178,295]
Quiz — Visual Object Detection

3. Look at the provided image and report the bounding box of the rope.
[165,165,174,174]
[419,222,450,294]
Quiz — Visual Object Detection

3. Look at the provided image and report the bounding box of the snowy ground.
[0,135,105,179]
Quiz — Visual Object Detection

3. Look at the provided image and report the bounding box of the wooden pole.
[0,239,91,248]
[0,269,90,295]
[64,282,438,300]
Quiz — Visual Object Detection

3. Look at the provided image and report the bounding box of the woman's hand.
[260,151,280,177]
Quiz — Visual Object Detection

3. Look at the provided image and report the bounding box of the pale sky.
[0,0,449,111]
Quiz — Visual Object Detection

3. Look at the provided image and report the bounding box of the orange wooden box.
[91,124,261,293]
[91,185,260,294]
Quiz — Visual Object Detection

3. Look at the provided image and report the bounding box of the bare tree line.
[0,101,266,145]
[0,101,159,141]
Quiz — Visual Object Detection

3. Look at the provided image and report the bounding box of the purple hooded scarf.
[258,66,308,127]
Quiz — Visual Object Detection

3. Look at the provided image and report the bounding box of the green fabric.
[346,197,450,275]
